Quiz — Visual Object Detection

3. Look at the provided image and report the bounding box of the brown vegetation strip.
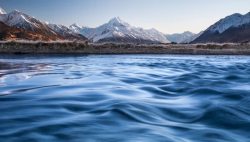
[0,41,250,55]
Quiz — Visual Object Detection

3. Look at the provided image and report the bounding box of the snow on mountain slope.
[78,17,169,43]
[48,24,74,35]
[0,10,65,40]
[0,7,6,14]
[0,10,56,35]
[208,12,250,33]
[1,10,40,29]
[0,9,87,41]
[166,31,196,43]
[69,23,83,33]
[0,21,58,41]
[192,12,250,43]
[48,23,87,40]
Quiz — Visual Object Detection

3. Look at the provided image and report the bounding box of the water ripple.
[0,55,250,142]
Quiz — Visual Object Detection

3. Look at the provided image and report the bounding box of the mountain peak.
[10,10,22,14]
[0,7,6,14]
[108,17,129,26]
[70,23,81,28]
[230,13,242,17]
[183,31,194,34]
[8,10,27,18]
[80,17,169,43]
[109,17,122,23]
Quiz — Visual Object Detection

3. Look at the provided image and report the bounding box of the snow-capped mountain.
[0,7,6,14]
[193,12,250,43]
[48,23,87,40]
[0,21,51,41]
[208,12,250,34]
[0,10,58,35]
[0,8,87,41]
[74,17,170,43]
[166,31,198,43]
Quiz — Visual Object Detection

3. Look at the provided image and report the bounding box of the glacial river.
[0,55,250,142]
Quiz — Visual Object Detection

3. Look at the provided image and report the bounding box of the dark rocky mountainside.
[192,12,250,43]
[0,22,62,41]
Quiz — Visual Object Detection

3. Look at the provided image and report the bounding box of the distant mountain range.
[69,17,169,44]
[165,31,203,43]
[0,7,250,43]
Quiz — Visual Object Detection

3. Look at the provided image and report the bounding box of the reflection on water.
[0,55,250,142]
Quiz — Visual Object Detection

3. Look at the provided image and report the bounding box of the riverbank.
[0,41,250,55]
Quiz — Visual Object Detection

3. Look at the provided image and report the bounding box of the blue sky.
[1,0,250,34]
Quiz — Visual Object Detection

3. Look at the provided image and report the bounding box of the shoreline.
[0,41,250,55]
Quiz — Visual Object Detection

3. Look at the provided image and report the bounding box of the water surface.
[0,55,250,142]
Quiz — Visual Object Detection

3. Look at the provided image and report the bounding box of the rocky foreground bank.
[0,41,250,55]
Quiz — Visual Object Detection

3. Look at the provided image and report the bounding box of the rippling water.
[0,55,250,142]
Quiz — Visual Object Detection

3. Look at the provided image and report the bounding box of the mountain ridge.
[166,31,197,43]
[1,6,250,43]
[192,12,250,43]
[0,8,87,41]
[72,17,170,44]
[0,21,61,41]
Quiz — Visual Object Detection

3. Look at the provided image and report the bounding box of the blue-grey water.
[0,55,250,142]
